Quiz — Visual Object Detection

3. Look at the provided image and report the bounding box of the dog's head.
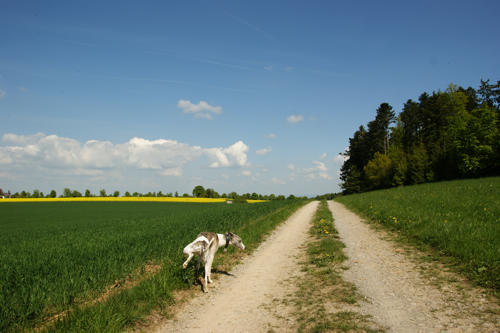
[225,232,245,251]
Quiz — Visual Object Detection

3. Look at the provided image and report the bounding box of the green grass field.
[335,177,500,292]
[0,200,306,332]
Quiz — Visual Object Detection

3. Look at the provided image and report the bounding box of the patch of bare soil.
[328,201,500,333]
[153,201,319,333]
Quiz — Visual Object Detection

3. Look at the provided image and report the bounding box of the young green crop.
[0,200,302,332]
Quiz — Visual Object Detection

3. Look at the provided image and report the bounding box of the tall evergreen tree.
[366,103,396,157]
[339,126,369,194]
[478,79,500,111]
[400,99,423,150]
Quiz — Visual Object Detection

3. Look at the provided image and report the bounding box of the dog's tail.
[202,238,214,254]
[196,238,214,271]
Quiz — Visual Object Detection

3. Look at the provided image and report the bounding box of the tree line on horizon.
[340,79,500,194]
[0,185,309,201]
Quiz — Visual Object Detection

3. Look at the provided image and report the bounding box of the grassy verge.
[335,177,500,293]
[37,200,308,333]
[285,200,383,333]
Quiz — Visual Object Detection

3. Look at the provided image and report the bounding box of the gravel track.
[156,201,319,333]
[329,201,500,333]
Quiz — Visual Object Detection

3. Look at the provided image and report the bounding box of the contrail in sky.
[98,75,265,93]
[144,51,261,72]
[222,10,285,47]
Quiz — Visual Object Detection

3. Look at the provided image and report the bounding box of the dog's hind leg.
[203,261,210,292]
[182,253,193,269]
[196,254,201,271]
[206,254,215,284]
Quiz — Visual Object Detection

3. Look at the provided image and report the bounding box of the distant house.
[226,200,232,204]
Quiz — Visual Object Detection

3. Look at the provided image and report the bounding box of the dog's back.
[197,232,219,253]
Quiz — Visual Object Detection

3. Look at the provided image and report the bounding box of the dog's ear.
[228,232,234,236]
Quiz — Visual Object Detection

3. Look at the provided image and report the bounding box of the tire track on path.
[329,201,500,333]
[156,201,319,333]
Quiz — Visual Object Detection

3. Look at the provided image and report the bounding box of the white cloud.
[255,146,272,156]
[271,177,286,185]
[333,154,347,165]
[285,67,293,71]
[306,173,316,180]
[0,87,6,99]
[262,168,268,172]
[194,112,214,120]
[309,117,316,121]
[264,66,273,71]
[0,134,253,185]
[287,163,295,171]
[0,133,203,174]
[302,160,330,181]
[203,141,249,168]
[3,132,47,146]
[160,167,183,177]
[264,134,276,138]
[308,161,328,172]
[0,133,266,193]
[319,172,329,179]
[177,100,222,119]
[287,115,304,124]
[319,153,327,159]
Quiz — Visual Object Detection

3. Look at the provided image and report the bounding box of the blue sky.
[1,1,499,197]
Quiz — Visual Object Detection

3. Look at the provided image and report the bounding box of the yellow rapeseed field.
[1,197,267,203]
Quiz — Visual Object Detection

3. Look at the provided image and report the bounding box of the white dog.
[182,232,245,292]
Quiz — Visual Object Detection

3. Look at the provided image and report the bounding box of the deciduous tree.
[192,185,206,198]
[63,188,72,197]
[364,152,392,190]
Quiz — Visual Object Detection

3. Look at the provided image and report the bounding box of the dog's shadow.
[191,267,235,292]
[211,268,235,277]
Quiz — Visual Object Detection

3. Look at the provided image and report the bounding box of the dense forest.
[340,79,500,194]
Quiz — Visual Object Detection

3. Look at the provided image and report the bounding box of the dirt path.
[154,201,499,333]
[156,201,319,333]
[329,201,500,333]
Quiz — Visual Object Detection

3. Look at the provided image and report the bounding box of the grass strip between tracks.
[274,200,384,333]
